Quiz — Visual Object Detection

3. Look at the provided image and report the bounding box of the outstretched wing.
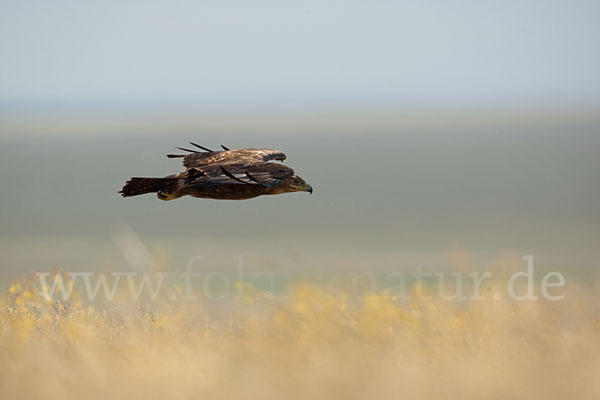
[168,143,286,168]
[184,163,294,188]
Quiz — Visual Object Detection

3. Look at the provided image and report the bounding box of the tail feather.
[119,177,179,197]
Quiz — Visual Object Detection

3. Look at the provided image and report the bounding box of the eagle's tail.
[119,177,180,198]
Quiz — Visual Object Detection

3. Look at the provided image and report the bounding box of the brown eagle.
[119,143,313,201]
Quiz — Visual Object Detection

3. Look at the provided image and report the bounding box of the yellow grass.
[1,275,599,399]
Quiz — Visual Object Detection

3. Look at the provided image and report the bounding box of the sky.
[1,0,599,112]
[0,1,599,283]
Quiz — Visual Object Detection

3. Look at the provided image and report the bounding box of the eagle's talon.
[157,191,176,201]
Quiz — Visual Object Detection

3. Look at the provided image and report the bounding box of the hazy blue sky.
[1,0,599,111]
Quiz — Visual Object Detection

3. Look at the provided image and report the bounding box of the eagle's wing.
[168,145,286,168]
[179,151,235,168]
[184,163,294,188]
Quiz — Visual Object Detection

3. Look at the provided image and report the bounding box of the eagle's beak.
[306,184,313,195]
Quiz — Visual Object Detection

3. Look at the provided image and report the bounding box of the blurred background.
[1,1,599,285]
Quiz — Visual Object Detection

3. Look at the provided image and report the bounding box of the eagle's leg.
[157,190,178,201]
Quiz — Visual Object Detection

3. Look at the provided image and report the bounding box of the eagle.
[119,143,313,201]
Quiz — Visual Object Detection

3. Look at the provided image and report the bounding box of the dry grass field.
[1,272,599,400]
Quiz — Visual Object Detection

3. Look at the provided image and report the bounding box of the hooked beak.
[306,184,313,195]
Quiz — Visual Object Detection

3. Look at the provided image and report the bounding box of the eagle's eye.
[290,178,305,188]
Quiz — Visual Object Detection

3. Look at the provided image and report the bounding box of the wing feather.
[183,163,293,188]
[168,147,286,168]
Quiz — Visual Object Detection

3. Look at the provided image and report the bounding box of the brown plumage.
[119,144,313,201]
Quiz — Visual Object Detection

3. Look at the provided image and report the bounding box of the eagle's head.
[285,175,313,194]
[265,174,312,195]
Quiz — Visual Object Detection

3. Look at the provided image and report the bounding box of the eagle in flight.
[119,143,313,201]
